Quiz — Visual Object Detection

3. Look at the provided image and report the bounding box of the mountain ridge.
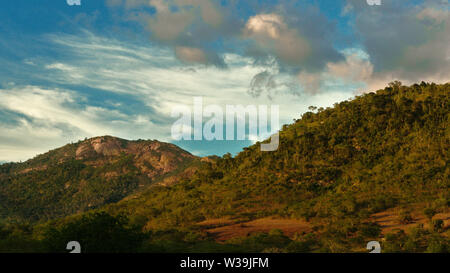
[0,136,202,222]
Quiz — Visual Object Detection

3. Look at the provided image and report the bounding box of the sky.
[0,0,448,162]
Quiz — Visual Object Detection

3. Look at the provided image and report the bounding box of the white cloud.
[243,13,311,65]
[0,31,358,161]
[327,52,374,83]
[347,0,450,84]
[175,46,208,64]
[417,7,449,24]
[295,49,375,94]
[0,86,165,161]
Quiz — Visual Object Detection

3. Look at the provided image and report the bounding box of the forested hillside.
[104,82,449,227]
[0,136,199,222]
[100,82,449,252]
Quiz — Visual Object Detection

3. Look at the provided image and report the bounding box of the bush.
[42,212,145,253]
[286,241,313,253]
[398,210,413,224]
[426,236,448,253]
[233,230,292,252]
[383,230,407,253]
[423,208,436,221]
[359,222,382,238]
[431,219,444,232]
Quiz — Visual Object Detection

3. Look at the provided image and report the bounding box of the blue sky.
[0,0,448,162]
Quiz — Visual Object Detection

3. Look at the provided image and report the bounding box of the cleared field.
[370,208,450,235]
[201,217,312,242]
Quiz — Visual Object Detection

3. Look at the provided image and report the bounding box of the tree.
[388,80,402,89]
[431,219,444,232]
[42,212,145,253]
[423,208,436,222]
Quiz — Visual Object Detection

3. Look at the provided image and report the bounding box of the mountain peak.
[0,136,200,221]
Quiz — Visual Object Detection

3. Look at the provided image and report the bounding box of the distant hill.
[0,136,200,222]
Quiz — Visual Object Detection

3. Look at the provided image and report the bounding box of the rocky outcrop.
[73,136,196,178]
[75,136,124,159]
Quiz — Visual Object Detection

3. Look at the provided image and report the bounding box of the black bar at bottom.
[0,253,446,272]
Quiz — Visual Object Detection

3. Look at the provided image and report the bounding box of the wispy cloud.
[0,30,357,161]
[0,85,166,162]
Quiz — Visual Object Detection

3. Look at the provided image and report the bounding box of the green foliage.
[359,222,382,238]
[226,230,292,253]
[426,235,448,253]
[42,212,145,253]
[383,226,449,253]
[423,207,436,221]
[0,139,197,222]
[0,221,42,253]
[431,219,444,232]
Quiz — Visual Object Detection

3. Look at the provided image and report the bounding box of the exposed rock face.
[75,136,124,159]
[73,136,196,177]
[15,135,197,180]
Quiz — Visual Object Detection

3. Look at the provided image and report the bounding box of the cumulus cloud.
[345,0,450,84]
[107,0,227,66]
[146,4,195,41]
[108,0,345,72]
[327,51,374,83]
[243,13,311,66]
[174,46,225,67]
[104,0,448,94]
[175,46,208,64]
[294,49,377,94]
[417,6,449,23]
[297,71,322,94]
[178,0,223,27]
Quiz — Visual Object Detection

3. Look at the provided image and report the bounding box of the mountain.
[0,136,200,222]
[0,82,448,253]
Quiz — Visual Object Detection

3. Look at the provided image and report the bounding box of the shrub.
[426,236,448,253]
[42,212,145,253]
[431,219,444,232]
[423,208,436,222]
[398,210,413,224]
[359,222,382,238]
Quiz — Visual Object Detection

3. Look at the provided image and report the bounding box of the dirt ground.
[198,217,312,241]
[198,207,449,242]
[370,208,450,235]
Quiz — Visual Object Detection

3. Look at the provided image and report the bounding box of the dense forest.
[0,82,448,253]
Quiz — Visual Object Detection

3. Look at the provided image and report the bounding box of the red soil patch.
[197,217,239,228]
[202,217,312,242]
[370,208,450,234]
